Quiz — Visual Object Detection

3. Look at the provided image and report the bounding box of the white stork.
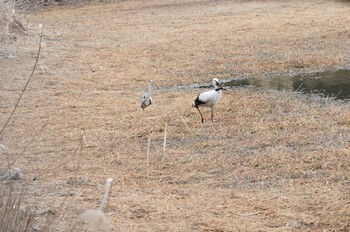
[141,80,153,111]
[192,78,225,123]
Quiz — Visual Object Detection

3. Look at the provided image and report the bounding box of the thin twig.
[147,132,151,177]
[294,83,303,93]
[162,122,167,162]
[0,26,44,137]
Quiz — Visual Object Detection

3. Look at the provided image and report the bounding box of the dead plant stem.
[0,26,44,137]
[162,122,167,162]
[147,132,151,177]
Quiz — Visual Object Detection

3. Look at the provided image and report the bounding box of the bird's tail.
[193,96,203,108]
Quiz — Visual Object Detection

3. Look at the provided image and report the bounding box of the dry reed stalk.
[0,192,34,232]
[147,132,151,177]
[79,177,114,232]
[162,122,168,162]
[99,177,113,211]
[0,25,43,136]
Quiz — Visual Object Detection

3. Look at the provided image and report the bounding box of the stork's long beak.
[217,81,227,91]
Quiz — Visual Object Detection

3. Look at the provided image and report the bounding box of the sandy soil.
[1,0,349,231]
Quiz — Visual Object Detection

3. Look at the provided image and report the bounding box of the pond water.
[224,69,350,101]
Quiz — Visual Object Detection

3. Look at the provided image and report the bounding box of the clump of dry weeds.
[0,0,103,41]
[0,191,34,232]
[0,0,27,41]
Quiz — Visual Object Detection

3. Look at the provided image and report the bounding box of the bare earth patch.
[0,0,349,231]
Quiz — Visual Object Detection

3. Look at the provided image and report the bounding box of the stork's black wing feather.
[193,95,205,108]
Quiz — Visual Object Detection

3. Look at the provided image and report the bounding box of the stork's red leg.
[196,107,204,124]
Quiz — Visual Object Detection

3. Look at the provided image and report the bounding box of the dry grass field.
[1,0,350,231]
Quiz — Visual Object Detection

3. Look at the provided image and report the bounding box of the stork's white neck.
[147,81,152,100]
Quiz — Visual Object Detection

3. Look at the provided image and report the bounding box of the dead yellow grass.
[0,0,349,231]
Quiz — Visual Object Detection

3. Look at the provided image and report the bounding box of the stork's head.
[212,78,227,91]
[212,78,222,88]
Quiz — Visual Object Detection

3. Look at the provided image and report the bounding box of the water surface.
[224,69,350,101]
